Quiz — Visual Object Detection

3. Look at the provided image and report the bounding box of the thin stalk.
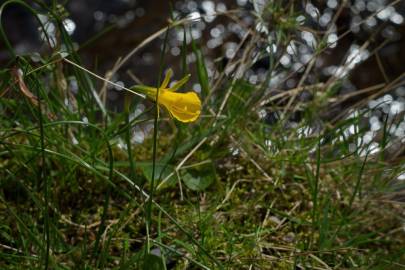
[124,97,137,183]
[31,64,50,269]
[349,150,369,208]
[62,57,145,98]
[146,26,170,253]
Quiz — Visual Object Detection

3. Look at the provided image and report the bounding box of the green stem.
[146,26,170,253]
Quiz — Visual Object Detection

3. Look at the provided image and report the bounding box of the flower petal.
[160,68,173,89]
[159,91,201,122]
[170,74,191,92]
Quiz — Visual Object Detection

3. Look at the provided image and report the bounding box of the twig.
[62,57,146,98]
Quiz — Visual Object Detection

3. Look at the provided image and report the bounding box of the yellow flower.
[132,69,201,123]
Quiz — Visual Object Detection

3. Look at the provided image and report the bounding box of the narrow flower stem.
[146,25,170,254]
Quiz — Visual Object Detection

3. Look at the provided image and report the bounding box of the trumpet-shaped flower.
[132,69,201,123]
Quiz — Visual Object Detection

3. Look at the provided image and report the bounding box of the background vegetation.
[0,0,404,269]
